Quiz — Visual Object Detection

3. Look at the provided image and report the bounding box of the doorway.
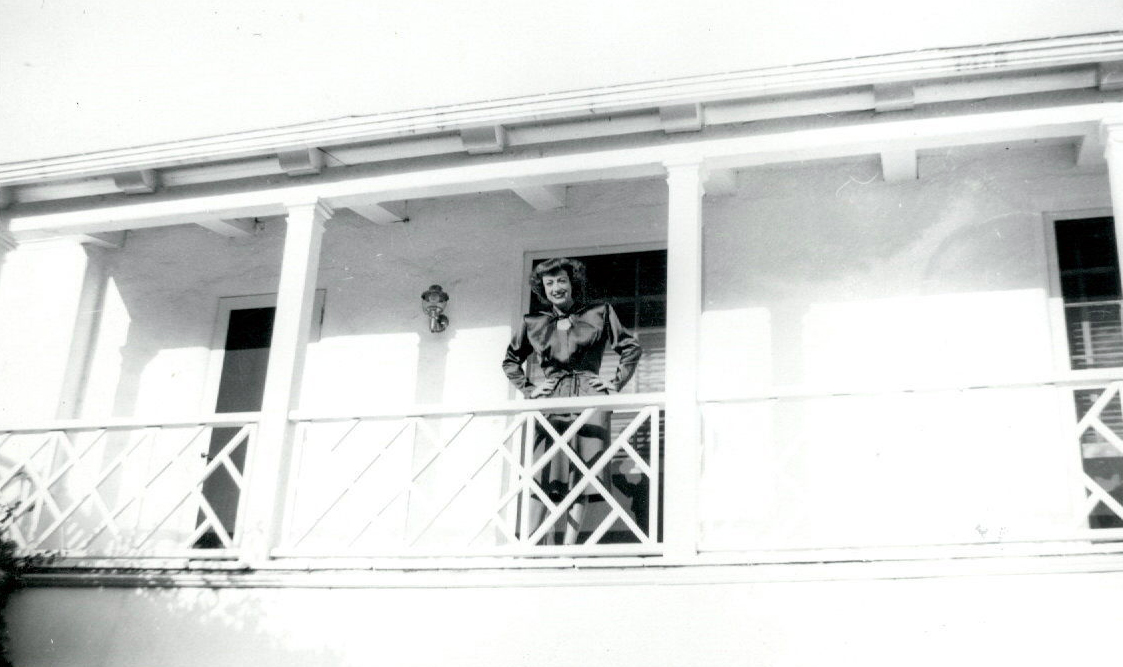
[194,292,324,549]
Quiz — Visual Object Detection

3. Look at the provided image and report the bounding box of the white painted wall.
[10,568,1123,666]
[2,1,1121,163]
[699,144,1111,548]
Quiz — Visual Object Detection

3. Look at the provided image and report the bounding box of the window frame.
[1042,207,1121,380]
[520,242,668,321]
[1042,208,1123,529]
[518,242,668,395]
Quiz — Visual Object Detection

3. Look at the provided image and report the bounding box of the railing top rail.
[700,372,1123,404]
[0,412,261,434]
[1065,299,1123,308]
[289,392,667,422]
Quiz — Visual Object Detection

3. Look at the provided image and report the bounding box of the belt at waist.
[543,369,598,380]
[540,370,605,399]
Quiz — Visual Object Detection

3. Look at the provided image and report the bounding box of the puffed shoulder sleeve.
[502,318,537,398]
[606,304,642,391]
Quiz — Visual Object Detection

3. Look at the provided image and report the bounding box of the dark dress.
[502,301,642,499]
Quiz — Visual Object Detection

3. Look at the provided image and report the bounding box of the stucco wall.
[698,144,1111,549]
[9,568,1123,667]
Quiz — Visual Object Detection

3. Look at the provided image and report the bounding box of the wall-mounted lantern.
[421,284,450,333]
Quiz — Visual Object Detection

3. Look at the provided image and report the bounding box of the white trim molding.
[22,540,1123,590]
[5,102,1121,239]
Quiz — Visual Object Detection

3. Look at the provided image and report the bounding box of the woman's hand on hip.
[529,378,558,399]
[588,377,614,393]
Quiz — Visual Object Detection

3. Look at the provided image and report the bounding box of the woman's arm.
[606,304,643,391]
[501,320,538,398]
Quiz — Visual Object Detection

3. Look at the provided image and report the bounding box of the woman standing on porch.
[502,257,642,545]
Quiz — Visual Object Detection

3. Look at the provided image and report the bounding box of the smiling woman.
[502,257,643,544]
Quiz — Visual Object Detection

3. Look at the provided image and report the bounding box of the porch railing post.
[240,199,330,563]
[662,159,704,559]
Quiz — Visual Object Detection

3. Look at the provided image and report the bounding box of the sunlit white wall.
[699,144,1110,548]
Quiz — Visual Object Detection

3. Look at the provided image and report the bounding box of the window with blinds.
[1057,217,1123,369]
[1056,216,1123,528]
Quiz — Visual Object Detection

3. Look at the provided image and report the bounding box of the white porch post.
[240,200,331,562]
[662,160,704,559]
[0,237,109,421]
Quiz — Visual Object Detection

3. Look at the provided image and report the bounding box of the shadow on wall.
[8,583,347,667]
[92,224,286,419]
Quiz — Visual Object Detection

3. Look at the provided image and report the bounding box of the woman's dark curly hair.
[529,257,587,305]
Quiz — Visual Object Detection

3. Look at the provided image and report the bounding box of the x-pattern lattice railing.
[0,415,257,557]
[1074,381,1123,526]
[281,396,663,557]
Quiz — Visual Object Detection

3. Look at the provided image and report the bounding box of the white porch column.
[662,160,704,559]
[240,200,331,562]
[0,237,109,421]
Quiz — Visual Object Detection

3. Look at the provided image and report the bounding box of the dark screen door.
[194,306,275,548]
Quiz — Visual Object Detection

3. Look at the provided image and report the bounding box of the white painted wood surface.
[239,201,330,563]
[662,161,704,559]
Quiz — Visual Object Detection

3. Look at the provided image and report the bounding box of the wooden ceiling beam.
[460,125,507,154]
[512,185,566,210]
[197,218,257,237]
[348,202,407,225]
[880,149,918,182]
[278,149,324,176]
[660,103,703,133]
[702,169,736,196]
[113,170,158,194]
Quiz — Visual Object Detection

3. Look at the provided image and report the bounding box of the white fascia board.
[4,102,1120,237]
[1,33,1121,187]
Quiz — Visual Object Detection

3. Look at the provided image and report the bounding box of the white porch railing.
[1074,380,1123,527]
[8,378,1123,564]
[278,394,664,558]
[0,414,258,558]
[698,375,1123,553]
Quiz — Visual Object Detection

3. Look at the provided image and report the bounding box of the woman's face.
[541,271,574,310]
